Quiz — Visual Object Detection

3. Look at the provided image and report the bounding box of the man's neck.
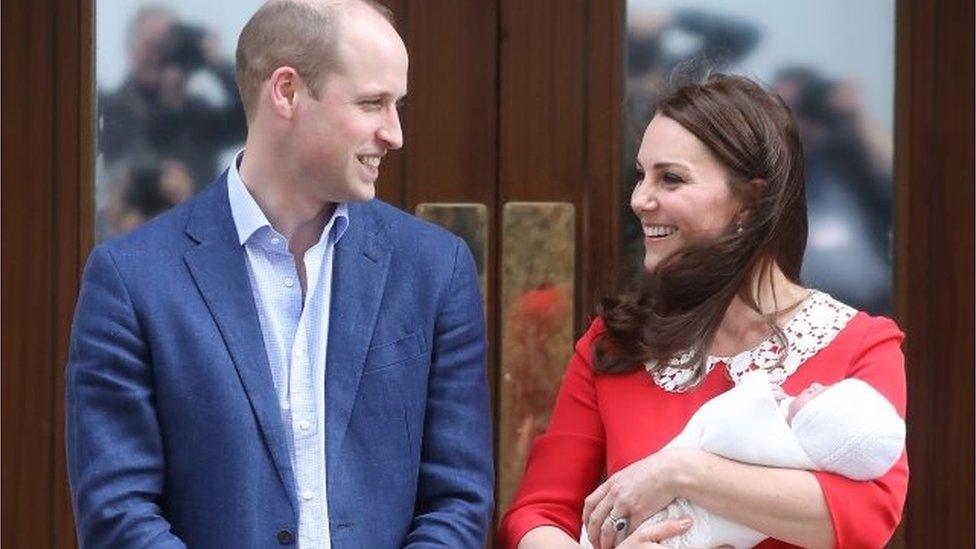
[238,144,336,257]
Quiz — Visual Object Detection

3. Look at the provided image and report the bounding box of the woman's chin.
[642,247,668,273]
[642,257,660,273]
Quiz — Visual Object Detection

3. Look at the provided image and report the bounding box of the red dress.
[498,307,908,548]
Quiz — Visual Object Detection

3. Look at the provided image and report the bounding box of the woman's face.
[631,114,742,273]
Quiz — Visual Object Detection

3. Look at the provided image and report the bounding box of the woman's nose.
[631,188,659,213]
[630,183,659,213]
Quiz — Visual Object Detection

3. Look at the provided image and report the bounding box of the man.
[66,1,494,547]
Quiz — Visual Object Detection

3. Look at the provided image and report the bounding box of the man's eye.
[360,100,383,110]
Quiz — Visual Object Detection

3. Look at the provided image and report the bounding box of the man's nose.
[378,106,403,150]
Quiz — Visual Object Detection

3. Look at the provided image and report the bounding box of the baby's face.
[787,382,828,423]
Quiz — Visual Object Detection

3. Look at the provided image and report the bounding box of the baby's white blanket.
[647,369,816,548]
[581,370,815,549]
[666,369,814,467]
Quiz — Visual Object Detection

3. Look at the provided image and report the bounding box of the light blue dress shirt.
[227,152,348,548]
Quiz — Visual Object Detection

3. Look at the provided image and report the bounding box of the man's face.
[130,13,175,87]
[290,10,408,204]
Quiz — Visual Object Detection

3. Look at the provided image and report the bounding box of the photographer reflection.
[775,67,893,313]
[100,154,194,236]
[98,5,246,233]
[627,9,760,106]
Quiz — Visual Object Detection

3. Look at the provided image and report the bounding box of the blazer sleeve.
[65,246,186,549]
[497,319,608,548]
[403,238,495,548]
[810,316,909,549]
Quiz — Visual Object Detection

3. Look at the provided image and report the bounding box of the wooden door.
[375,0,624,522]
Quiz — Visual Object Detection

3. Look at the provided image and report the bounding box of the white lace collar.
[646,291,856,393]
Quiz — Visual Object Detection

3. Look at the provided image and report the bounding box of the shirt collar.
[227,149,350,247]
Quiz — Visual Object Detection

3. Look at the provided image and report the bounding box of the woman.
[497,74,907,549]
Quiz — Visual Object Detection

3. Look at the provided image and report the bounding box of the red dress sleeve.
[809,315,909,548]
[497,319,607,548]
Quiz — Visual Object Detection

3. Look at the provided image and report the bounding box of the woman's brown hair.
[594,73,808,388]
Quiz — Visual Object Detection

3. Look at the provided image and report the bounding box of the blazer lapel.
[183,176,298,510]
[326,202,391,464]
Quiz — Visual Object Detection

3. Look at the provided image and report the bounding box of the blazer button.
[276,528,295,545]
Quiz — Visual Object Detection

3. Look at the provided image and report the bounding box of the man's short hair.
[235,0,394,121]
[126,4,176,50]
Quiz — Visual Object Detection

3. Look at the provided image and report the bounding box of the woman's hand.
[616,517,693,549]
[582,448,698,549]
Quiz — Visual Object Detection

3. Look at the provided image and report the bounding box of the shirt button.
[276,528,295,545]
[271,237,281,246]
[283,277,295,288]
[301,490,313,501]
[300,420,311,431]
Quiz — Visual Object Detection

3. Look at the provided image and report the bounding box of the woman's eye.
[635,171,645,187]
[662,172,684,185]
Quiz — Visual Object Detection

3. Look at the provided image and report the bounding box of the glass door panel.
[624,0,895,313]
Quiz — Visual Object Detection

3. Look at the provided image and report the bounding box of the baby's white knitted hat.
[791,378,905,480]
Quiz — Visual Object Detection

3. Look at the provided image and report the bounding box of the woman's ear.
[748,178,769,192]
[737,178,769,222]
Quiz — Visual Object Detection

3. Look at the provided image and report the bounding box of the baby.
[581,370,905,549]
[638,370,905,548]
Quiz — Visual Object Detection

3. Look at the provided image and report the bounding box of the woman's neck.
[710,264,810,357]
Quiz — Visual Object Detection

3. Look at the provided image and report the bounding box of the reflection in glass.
[95,2,259,241]
[498,202,575,515]
[415,203,488,298]
[625,1,894,313]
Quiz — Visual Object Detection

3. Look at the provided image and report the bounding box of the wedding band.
[608,515,628,533]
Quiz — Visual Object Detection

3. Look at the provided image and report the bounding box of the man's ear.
[268,66,301,120]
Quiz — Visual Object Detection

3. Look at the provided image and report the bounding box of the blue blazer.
[65,175,494,548]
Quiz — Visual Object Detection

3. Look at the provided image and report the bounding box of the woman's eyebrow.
[650,160,693,171]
